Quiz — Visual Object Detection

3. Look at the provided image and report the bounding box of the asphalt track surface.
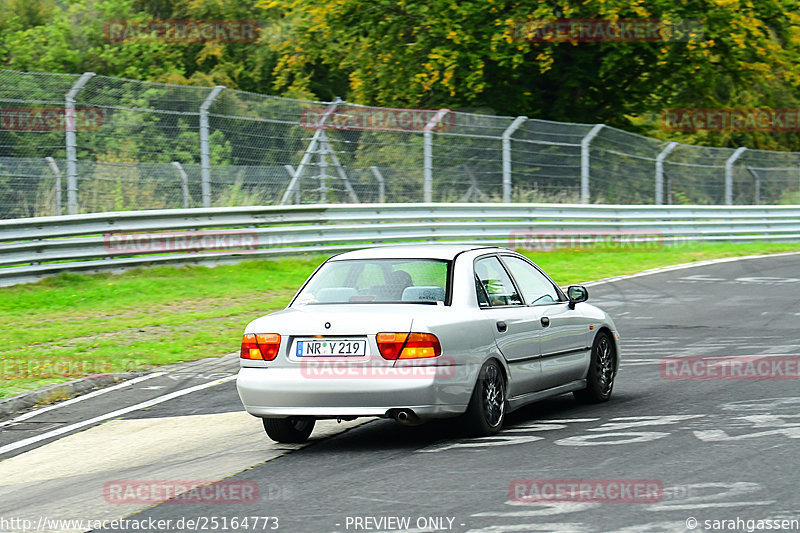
[2,253,800,533]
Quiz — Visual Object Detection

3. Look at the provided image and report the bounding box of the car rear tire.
[262,417,315,443]
[461,359,506,436]
[574,331,616,403]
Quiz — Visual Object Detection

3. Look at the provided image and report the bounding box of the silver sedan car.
[236,245,619,443]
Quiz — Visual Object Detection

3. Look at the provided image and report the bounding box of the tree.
[270,0,800,148]
[0,0,285,94]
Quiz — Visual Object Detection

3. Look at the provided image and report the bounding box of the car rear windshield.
[292,259,450,305]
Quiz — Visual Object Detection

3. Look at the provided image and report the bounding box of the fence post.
[745,166,760,205]
[502,116,527,203]
[580,124,604,204]
[655,141,679,205]
[200,86,225,208]
[64,72,95,215]
[283,165,298,204]
[423,109,450,203]
[280,98,341,205]
[45,157,62,215]
[318,130,329,203]
[724,147,747,205]
[171,162,190,208]
[370,166,385,203]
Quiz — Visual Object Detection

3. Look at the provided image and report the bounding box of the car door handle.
[541,317,550,327]
[496,321,507,333]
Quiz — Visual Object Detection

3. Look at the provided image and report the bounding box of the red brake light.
[377,332,441,360]
[240,333,281,361]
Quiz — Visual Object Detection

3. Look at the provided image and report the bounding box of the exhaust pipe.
[393,409,422,426]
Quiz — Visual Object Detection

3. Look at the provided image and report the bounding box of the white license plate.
[295,339,367,357]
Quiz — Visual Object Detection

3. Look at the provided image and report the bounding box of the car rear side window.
[474,256,522,307]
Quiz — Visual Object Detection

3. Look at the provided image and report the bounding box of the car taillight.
[240,333,281,361]
[376,332,441,360]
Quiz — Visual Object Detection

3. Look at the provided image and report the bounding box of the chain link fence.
[2,67,800,219]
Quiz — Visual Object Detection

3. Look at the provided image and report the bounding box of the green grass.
[0,256,326,399]
[2,241,799,399]
[521,241,800,284]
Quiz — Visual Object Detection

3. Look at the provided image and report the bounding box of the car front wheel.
[574,331,616,403]
[262,417,315,443]
[462,359,506,436]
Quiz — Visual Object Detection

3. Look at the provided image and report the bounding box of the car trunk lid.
[246,305,416,368]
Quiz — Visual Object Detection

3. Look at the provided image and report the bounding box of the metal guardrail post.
[655,142,679,205]
[64,72,95,215]
[725,147,747,205]
[580,124,604,204]
[423,109,450,203]
[171,162,190,208]
[200,86,225,208]
[45,157,62,215]
[502,116,527,203]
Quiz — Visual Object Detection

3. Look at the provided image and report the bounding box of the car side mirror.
[567,285,588,309]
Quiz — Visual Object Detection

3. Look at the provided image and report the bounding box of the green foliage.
[270,0,800,149]
[0,0,281,91]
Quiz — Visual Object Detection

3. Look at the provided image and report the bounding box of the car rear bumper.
[236,365,472,419]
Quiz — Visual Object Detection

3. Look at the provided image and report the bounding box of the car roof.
[330,244,509,261]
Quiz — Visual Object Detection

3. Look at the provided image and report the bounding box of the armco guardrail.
[1,203,799,286]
